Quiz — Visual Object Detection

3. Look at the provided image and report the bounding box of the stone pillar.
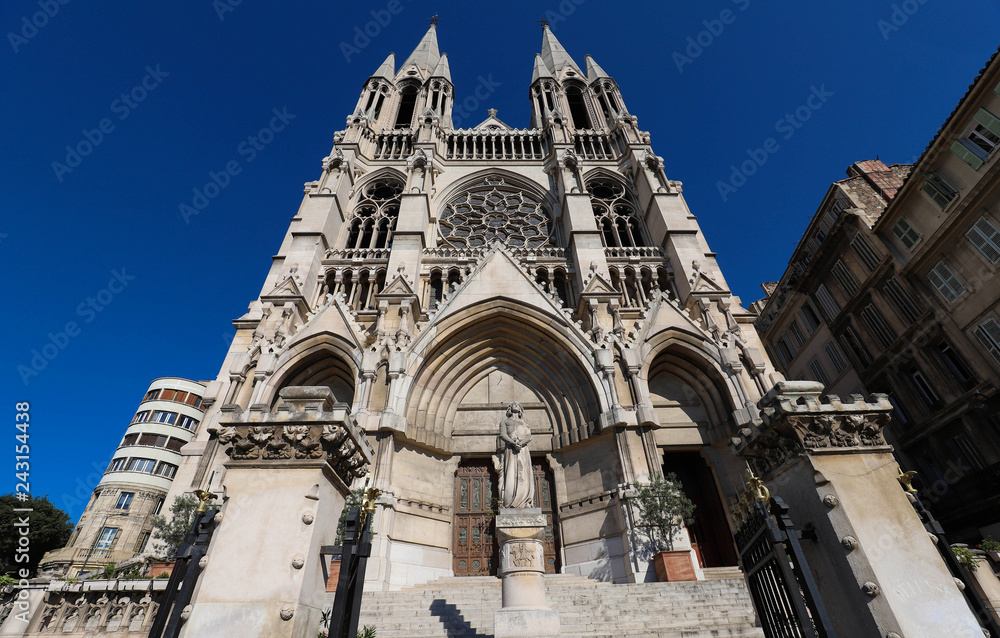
[733,381,984,638]
[963,553,1000,627]
[494,508,560,638]
[183,386,373,638]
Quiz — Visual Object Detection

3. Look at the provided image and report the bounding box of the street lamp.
[78,510,129,577]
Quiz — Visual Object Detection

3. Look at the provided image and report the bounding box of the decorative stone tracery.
[439,178,552,249]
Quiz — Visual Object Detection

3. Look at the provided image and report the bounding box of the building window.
[850,234,881,272]
[142,389,160,402]
[787,320,806,349]
[153,498,165,515]
[935,342,978,390]
[920,172,958,210]
[440,177,554,249]
[839,327,872,368]
[771,339,793,369]
[151,411,177,425]
[95,527,118,551]
[176,415,198,430]
[966,216,1000,264]
[132,411,150,424]
[121,433,139,447]
[908,368,941,410]
[886,394,910,427]
[949,433,987,471]
[831,260,859,296]
[587,179,647,248]
[813,284,841,321]
[926,261,966,303]
[107,457,128,473]
[154,462,178,479]
[808,358,829,386]
[860,303,896,350]
[798,303,821,334]
[127,458,157,474]
[565,84,592,129]
[951,108,1000,170]
[115,492,134,510]
[824,340,847,375]
[974,317,1000,365]
[892,219,921,250]
[345,179,403,251]
[881,277,921,324]
[135,531,151,554]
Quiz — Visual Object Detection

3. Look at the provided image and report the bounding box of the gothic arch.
[639,330,740,442]
[399,301,605,453]
[435,169,559,219]
[262,333,361,410]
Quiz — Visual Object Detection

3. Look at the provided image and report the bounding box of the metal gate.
[733,487,836,638]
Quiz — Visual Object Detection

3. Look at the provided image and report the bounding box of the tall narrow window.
[921,172,958,209]
[345,179,402,251]
[394,86,418,129]
[824,340,847,374]
[966,216,1000,263]
[952,108,1000,169]
[587,179,646,248]
[882,277,921,324]
[831,260,859,296]
[926,260,966,303]
[860,303,896,349]
[565,85,591,129]
[798,303,821,334]
[850,234,881,272]
[95,527,118,551]
[808,358,829,386]
[974,317,1000,365]
[813,284,841,321]
[892,219,921,250]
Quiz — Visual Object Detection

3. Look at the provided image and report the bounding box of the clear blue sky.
[3,0,998,520]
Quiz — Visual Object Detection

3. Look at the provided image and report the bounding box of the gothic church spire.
[539,25,582,75]
[400,24,440,76]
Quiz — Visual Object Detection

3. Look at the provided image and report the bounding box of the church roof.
[371,52,395,81]
[400,24,440,75]
[585,55,610,82]
[430,53,452,82]
[539,25,582,75]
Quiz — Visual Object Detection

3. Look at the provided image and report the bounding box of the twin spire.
[368,22,609,87]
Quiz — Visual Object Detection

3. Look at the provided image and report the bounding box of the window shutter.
[927,261,966,303]
[974,108,1000,139]
[976,318,1000,364]
[966,216,1000,263]
[814,284,841,321]
[892,219,920,249]
[951,140,985,170]
[824,340,847,374]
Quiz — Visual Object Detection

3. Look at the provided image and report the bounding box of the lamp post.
[78,510,129,577]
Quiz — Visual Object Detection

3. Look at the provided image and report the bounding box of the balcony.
[573,130,620,160]
[372,130,413,160]
[442,129,545,161]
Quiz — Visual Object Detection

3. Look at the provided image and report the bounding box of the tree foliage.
[0,493,73,577]
[631,474,696,552]
[149,495,198,559]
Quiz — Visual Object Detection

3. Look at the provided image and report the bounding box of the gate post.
[733,381,984,638]
[180,388,374,638]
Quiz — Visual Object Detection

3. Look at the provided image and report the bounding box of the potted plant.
[328,489,366,592]
[631,473,696,582]
[148,494,199,578]
[978,536,1000,563]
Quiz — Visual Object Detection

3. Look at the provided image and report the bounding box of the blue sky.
[3,0,998,520]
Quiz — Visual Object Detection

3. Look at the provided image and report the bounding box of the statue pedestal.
[494,508,561,638]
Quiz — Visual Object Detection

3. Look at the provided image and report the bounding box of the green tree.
[149,495,198,559]
[0,493,73,577]
[631,474,696,552]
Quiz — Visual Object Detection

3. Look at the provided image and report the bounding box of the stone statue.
[499,401,535,508]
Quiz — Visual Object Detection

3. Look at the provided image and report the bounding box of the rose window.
[439,178,552,249]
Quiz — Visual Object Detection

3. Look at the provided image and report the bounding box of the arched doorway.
[663,451,738,568]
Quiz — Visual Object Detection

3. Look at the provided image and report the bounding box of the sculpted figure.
[499,401,535,508]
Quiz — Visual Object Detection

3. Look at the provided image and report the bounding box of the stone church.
[168,22,778,590]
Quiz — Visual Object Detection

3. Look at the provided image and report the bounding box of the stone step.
[355,574,764,638]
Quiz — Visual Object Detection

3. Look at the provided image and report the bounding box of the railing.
[442,129,545,160]
[422,246,567,261]
[604,246,666,261]
[40,546,138,568]
[373,130,412,160]
[573,130,619,160]
[325,247,392,261]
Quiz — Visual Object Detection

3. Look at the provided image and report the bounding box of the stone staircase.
[354,570,764,638]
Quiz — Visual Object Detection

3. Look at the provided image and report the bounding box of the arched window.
[394,85,418,129]
[345,178,403,251]
[439,177,554,249]
[565,85,591,129]
[587,179,647,248]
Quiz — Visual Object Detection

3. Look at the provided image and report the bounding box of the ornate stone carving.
[499,402,535,508]
[841,536,858,551]
[732,381,893,478]
[862,581,880,597]
[822,494,839,509]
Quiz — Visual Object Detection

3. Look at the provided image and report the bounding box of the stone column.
[183,386,373,638]
[494,508,560,638]
[733,381,984,638]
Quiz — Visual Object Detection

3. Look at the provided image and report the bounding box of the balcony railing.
[373,131,413,160]
[573,130,619,160]
[442,129,545,160]
[604,246,666,262]
[325,247,392,261]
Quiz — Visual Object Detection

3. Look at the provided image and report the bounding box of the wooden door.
[453,460,498,576]
[532,461,561,574]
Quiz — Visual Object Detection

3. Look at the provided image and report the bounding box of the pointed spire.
[430,53,451,82]
[371,52,395,80]
[531,53,553,83]
[400,24,440,75]
[585,55,610,82]
[540,25,582,75]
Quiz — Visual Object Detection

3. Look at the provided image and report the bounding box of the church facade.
[108,24,780,591]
